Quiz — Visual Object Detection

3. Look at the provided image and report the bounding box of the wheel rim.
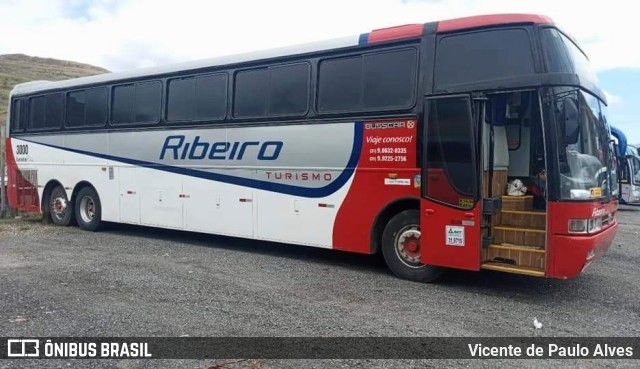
[50,193,68,220]
[395,224,423,268]
[79,196,95,223]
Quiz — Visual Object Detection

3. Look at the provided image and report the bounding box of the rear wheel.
[381,210,443,282]
[49,186,73,226]
[74,186,103,232]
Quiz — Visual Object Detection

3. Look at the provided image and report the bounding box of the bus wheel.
[74,186,103,232]
[49,186,73,226]
[381,210,443,282]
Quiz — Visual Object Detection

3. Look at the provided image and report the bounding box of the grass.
[0,72,26,123]
[0,53,109,126]
[0,213,42,223]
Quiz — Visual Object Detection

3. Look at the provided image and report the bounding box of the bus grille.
[15,169,39,210]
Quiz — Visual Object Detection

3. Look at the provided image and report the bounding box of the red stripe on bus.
[4,138,18,208]
[5,138,40,213]
[437,14,553,33]
[368,24,423,44]
[333,118,420,254]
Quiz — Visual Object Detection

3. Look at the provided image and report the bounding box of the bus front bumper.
[548,222,618,279]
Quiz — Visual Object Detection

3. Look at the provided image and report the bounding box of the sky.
[0,0,638,143]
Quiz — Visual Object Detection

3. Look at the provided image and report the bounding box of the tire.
[381,209,443,282]
[74,186,103,232]
[48,185,73,226]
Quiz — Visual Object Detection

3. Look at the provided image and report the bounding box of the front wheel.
[381,210,443,282]
[74,186,103,232]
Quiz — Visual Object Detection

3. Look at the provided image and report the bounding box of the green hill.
[0,54,109,125]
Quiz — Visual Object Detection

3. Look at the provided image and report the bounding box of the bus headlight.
[588,218,602,233]
[569,217,604,234]
[568,219,588,233]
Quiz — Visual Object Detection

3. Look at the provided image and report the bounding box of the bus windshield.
[541,27,613,201]
[552,88,611,200]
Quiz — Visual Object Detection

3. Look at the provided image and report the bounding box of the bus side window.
[11,100,23,132]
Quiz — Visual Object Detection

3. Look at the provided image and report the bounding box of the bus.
[611,126,640,205]
[5,13,618,282]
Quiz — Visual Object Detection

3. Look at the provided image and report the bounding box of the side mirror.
[563,97,580,144]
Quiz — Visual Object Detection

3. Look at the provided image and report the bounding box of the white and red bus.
[5,14,618,282]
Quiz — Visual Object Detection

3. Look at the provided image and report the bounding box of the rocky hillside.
[0,54,109,125]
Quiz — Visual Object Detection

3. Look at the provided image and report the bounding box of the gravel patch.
[1,206,639,368]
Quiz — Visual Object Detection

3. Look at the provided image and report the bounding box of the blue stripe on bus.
[22,123,364,199]
[358,33,369,45]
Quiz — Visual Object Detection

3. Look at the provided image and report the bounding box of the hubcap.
[79,196,95,223]
[395,225,422,267]
[51,196,67,219]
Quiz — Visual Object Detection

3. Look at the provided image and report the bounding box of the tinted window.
[112,84,135,124]
[317,56,362,112]
[135,81,161,123]
[196,74,227,120]
[167,74,227,121]
[28,94,63,130]
[425,97,476,208]
[68,88,108,127]
[67,91,86,126]
[364,49,417,109]
[45,94,63,128]
[269,63,309,115]
[85,88,108,125]
[112,82,161,124]
[168,78,195,121]
[540,28,598,86]
[318,48,417,112]
[19,100,27,130]
[28,96,46,129]
[234,68,268,117]
[540,28,572,74]
[10,99,25,132]
[234,64,309,118]
[435,29,535,88]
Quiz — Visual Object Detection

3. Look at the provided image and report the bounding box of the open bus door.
[421,95,482,271]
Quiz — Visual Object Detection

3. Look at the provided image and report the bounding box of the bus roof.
[437,13,552,33]
[10,13,553,97]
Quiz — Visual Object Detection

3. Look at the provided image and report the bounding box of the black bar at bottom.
[1,337,638,359]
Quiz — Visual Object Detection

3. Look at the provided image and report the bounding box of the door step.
[480,262,545,277]
[493,225,545,248]
[500,210,546,229]
[486,244,545,270]
[488,244,545,253]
